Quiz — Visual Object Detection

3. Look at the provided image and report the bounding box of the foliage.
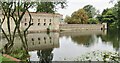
[71,35,92,47]
[83,5,97,18]
[118,1,120,29]
[97,7,117,29]
[64,15,72,24]
[10,48,30,61]
[65,9,89,24]
[36,2,67,13]
[100,29,120,51]
[88,18,99,24]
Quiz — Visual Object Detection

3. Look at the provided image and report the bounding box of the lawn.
[0,54,18,63]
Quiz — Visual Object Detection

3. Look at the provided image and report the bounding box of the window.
[38,38,40,40]
[38,23,40,26]
[25,23,27,26]
[44,23,46,26]
[38,19,40,22]
[44,19,46,22]
[49,23,51,25]
[44,37,46,40]
[32,38,34,41]
[49,37,51,39]
[32,42,34,45]
[39,42,40,44]
[45,41,46,44]
[50,19,51,22]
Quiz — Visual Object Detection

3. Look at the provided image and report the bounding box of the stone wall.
[60,24,107,31]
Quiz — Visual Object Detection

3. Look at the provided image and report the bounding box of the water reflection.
[0,30,120,61]
[28,33,59,62]
[1,32,59,51]
[37,49,53,63]
[60,30,106,47]
[100,29,120,51]
[1,32,59,62]
[27,33,59,51]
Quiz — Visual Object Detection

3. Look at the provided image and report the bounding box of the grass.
[0,55,18,63]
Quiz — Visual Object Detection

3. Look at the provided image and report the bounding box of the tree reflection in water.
[37,49,53,63]
[71,35,96,47]
[100,29,120,51]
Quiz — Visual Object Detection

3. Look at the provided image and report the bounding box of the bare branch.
[1,27,10,42]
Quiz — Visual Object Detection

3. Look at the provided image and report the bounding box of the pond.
[0,30,120,61]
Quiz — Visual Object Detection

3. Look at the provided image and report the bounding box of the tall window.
[44,19,46,22]
[38,19,40,26]
[50,19,51,22]
[49,23,51,25]
[38,19,40,22]
[32,38,34,41]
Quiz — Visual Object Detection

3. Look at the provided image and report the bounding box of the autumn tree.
[64,15,72,24]
[65,9,89,24]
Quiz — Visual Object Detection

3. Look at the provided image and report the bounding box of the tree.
[65,9,89,24]
[64,15,72,24]
[0,1,34,54]
[88,18,99,24]
[83,5,97,18]
[36,2,67,13]
[15,2,67,13]
[98,6,118,29]
[118,1,120,29]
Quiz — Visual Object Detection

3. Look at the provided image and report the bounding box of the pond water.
[1,30,120,61]
[28,30,119,61]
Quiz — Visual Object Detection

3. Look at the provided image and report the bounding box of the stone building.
[21,12,63,32]
[0,11,63,33]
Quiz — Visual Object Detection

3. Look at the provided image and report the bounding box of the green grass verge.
[0,54,17,63]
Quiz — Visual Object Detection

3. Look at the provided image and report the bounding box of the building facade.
[21,12,63,32]
[0,11,63,33]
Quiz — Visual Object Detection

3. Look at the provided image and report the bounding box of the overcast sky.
[57,0,117,18]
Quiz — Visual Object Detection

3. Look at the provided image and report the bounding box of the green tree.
[83,5,97,18]
[99,7,117,28]
[36,2,67,13]
[88,18,99,24]
[118,1,120,29]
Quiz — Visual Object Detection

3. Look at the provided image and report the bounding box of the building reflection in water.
[1,32,59,50]
[27,32,59,51]
[1,32,59,62]
[27,32,59,62]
